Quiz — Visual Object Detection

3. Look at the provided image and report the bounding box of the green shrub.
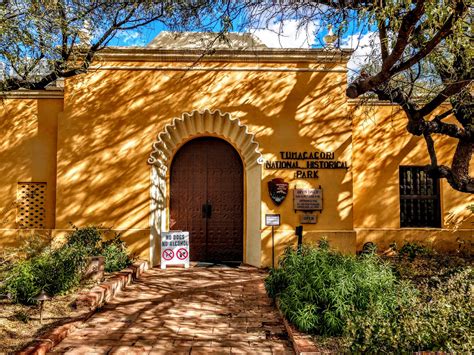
[2,258,41,304]
[348,267,473,352]
[267,244,473,352]
[11,232,51,260]
[265,246,410,335]
[13,310,31,323]
[44,244,89,295]
[360,241,377,255]
[101,234,132,272]
[318,236,330,250]
[0,232,51,280]
[67,224,102,255]
[399,242,431,261]
[3,243,88,304]
[2,226,132,304]
[66,226,132,272]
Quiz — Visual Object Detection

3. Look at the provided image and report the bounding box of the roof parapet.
[98,46,353,64]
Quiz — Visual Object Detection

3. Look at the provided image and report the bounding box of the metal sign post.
[271,225,275,269]
[295,225,303,254]
[265,214,281,268]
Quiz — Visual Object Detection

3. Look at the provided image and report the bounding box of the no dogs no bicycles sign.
[161,231,190,269]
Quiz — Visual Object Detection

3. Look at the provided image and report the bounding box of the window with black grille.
[399,166,441,228]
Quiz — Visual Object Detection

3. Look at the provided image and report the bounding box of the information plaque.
[300,214,317,224]
[294,189,323,211]
[265,214,281,226]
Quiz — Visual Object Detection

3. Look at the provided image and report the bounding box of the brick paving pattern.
[50,265,293,354]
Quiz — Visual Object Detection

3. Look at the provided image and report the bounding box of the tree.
[1,1,472,193]
[0,0,234,91]
[240,0,473,193]
[346,1,473,193]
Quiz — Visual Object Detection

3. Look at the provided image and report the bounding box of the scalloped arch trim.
[148,109,263,170]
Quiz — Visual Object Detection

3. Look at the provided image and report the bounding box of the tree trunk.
[450,139,474,193]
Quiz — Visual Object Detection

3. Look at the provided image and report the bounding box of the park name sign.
[264,151,348,179]
[161,231,190,269]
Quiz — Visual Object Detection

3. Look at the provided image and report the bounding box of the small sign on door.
[161,231,190,269]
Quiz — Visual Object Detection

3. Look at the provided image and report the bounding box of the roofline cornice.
[0,88,63,99]
[97,47,353,64]
[347,98,453,107]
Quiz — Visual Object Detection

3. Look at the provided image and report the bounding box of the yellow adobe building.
[1,33,472,267]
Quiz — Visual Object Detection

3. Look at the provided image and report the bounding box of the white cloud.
[115,30,145,45]
[341,31,380,77]
[252,19,318,48]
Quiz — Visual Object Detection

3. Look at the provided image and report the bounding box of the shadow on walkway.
[50,266,293,354]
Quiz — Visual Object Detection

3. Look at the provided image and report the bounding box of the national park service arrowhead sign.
[268,178,289,206]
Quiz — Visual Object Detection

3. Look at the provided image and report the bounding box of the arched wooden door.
[170,137,244,262]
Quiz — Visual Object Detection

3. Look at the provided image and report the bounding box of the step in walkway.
[50,265,294,354]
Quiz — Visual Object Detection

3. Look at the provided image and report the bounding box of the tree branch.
[346,0,469,99]
[381,0,425,71]
[433,109,453,123]
[418,79,471,117]
[59,0,69,61]
[390,0,467,76]
[421,118,471,140]
[429,140,474,193]
[373,85,418,116]
[378,18,389,61]
[423,131,438,167]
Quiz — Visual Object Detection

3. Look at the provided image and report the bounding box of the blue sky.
[107,15,376,76]
[108,9,373,48]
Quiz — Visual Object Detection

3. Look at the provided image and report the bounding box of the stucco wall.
[0,97,62,247]
[55,58,353,263]
[0,54,471,264]
[351,104,473,252]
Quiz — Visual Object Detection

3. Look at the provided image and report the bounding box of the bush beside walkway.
[266,243,473,352]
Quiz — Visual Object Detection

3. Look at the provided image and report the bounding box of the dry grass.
[0,275,109,353]
[389,253,473,285]
[0,293,85,353]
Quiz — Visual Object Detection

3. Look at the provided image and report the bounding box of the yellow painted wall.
[0,55,471,264]
[262,230,356,267]
[0,98,62,247]
[55,59,352,263]
[352,104,473,252]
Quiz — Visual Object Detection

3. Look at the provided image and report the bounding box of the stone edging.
[276,300,322,355]
[19,260,149,355]
[72,260,149,310]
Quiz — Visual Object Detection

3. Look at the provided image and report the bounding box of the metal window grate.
[16,182,46,229]
[399,166,441,228]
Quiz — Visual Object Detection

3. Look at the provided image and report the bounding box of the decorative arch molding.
[148,109,263,171]
[148,109,263,267]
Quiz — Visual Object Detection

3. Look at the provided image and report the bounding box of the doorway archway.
[170,137,243,262]
[148,109,263,266]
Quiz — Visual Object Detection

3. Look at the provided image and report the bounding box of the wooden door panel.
[170,137,243,262]
[206,139,243,262]
[170,140,207,261]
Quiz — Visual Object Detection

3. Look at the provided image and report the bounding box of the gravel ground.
[0,292,86,353]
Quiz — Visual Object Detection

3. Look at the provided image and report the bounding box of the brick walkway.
[50,265,293,354]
